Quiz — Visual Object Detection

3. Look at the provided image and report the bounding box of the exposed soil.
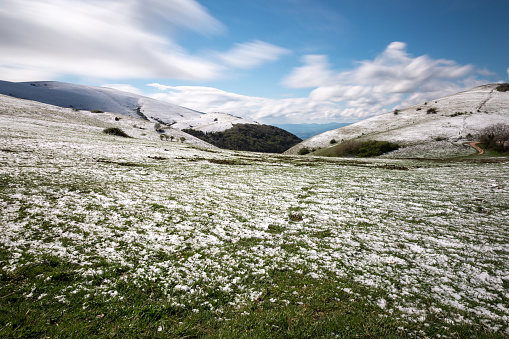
[469,142,484,155]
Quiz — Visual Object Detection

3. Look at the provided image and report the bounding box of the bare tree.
[479,123,509,152]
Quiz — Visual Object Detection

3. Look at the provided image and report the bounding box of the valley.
[0,94,508,337]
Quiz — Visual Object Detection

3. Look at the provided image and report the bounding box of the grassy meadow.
[0,99,508,338]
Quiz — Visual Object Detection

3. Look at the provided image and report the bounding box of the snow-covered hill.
[285,84,509,155]
[0,80,255,133]
[0,93,216,149]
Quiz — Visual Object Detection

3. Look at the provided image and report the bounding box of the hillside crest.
[285,83,509,155]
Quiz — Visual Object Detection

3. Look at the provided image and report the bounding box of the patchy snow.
[0,80,255,132]
[1,93,509,335]
[286,84,509,155]
[0,94,216,148]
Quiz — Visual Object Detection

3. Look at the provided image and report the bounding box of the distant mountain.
[274,122,351,140]
[285,83,509,155]
[0,80,255,133]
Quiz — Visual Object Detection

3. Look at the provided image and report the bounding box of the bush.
[332,140,363,157]
[479,123,509,152]
[496,83,509,92]
[330,139,337,144]
[357,140,400,157]
[90,110,104,113]
[320,140,399,157]
[298,147,310,155]
[427,108,438,114]
[103,127,131,138]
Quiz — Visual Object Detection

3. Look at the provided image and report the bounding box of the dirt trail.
[469,142,484,155]
[475,88,494,112]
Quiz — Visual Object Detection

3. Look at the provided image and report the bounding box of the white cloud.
[101,84,143,95]
[218,40,290,69]
[284,41,485,112]
[147,84,348,123]
[147,42,491,124]
[281,55,333,88]
[0,0,225,82]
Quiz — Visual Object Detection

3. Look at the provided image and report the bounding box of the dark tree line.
[183,124,302,153]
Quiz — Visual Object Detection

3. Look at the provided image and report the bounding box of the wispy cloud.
[101,84,143,95]
[0,0,286,82]
[147,84,346,123]
[148,42,491,123]
[285,42,487,110]
[0,0,223,81]
[218,41,291,69]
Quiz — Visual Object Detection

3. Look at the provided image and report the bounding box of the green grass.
[1,254,503,338]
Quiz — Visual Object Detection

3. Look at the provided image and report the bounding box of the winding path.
[469,142,484,155]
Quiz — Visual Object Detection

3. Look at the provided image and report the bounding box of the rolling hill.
[285,83,509,156]
[0,80,255,133]
[0,80,304,153]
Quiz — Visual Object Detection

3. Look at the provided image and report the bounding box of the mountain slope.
[0,93,216,148]
[0,80,254,133]
[285,84,509,155]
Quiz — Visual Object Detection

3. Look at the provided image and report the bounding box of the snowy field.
[1,96,508,337]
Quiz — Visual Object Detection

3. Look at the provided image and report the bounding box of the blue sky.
[1,0,508,124]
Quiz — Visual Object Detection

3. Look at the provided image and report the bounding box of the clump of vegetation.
[102,127,131,138]
[298,147,310,155]
[479,123,509,153]
[317,140,399,157]
[330,139,337,144]
[357,140,400,157]
[426,107,438,114]
[495,83,509,92]
[393,109,400,115]
[183,124,302,153]
[90,109,104,113]
[451,111,467,117]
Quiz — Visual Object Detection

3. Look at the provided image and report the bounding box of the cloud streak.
[147,84,346,123]
[149,42,490,123]
[218,41,291,69]
[285,42,479,108]
[0,0,286,82]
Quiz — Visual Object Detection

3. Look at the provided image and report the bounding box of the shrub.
[298,147,310,155]
[90,110,104,113]
[426,108,437,114]
[330,139,337,144]
[479,123,509,152]
[496,83,509,92]
[357,140,400,157]
[324,140,399,157]
[332,140,363,156]
[103,127,131,138]
[393,109,400,115]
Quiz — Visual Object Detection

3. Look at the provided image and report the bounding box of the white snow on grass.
[286,84,509,155]
[0,80,256,133]
[1,94,508,334]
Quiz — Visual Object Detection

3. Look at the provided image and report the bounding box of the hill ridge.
[285,83,509,155]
